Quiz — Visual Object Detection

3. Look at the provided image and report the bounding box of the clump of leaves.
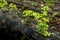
[23,0,58,36]
[0,0,18,11]
[23,5,51,36]
[23,2,59,36]
[9,3,18,10]
[36,22,51,36]
[0,0,7,10]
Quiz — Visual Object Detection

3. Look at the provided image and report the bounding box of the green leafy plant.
[0,0,7,10]
[0,0,18,11]
[23,5,51,37]
[36,22,51,36]
[9,3,18,10]
[23,2,59,36]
